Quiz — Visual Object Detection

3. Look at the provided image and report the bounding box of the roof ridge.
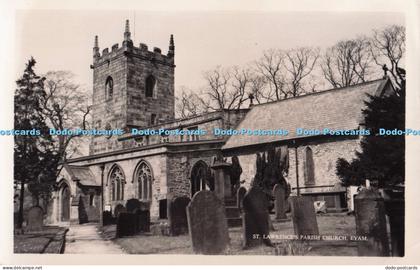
[251,78,387,109]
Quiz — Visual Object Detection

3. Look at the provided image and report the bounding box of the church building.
[46,20,394,225]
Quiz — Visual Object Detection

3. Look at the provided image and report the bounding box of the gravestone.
[168,196,191,236]
[187,190,229,254]
[229,156,243,197]
[384,189,404,257]
[242,187,272,248]
[273,184,288,220]
[236,186,247,212]
[126,198,142,213]
[26,206,43,232]
[136,209,150,232]
[78,197,89,224]
[102,210,115,225]
[113,204,126,218]
[116,212,139,237]
[290,196,319,236]
[354,188,389,256]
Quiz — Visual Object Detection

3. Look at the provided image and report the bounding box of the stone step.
[224,199,237,207]
[227,217,242,227]
[225,206,240,218]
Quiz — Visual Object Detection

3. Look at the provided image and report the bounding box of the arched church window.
[190,161,212,196]
[135,161,153,201]
[105,76,113,99]
[304,147,315,185]
[109,165,125,201]
[145,75,156,98]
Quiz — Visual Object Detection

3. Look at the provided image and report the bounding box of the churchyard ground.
[99,213,357,256]
[14,226,68,254]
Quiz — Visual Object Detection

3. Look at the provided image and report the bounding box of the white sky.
[15,10,404,93]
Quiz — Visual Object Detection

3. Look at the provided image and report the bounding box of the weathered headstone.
[242,187,272,248]
[229,156,243,197]
[78,198,89,224]
[113,204,126,218]
[187,190,229,254]
[26,206,43,231]
[273,184,288,220]
[354,188,389,256]
[384,190,404,257]
[136,209,150,232]
[102,210,115,225]
[116,212,139,237]
[126,198,142,213]
[168,196,191,236]
[236,186,247,212]
[290,196,319,236]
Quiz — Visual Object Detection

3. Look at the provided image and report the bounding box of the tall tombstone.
[236,186,247,212]
[136,208,150,232]
[242,187,272,248]
[26,206,43,232]
[102,210,115,225]
[126,198,142,213]
[186,190,229,255]
[116,212,139,238]
[113,204,126,218]
[229,156,243,197]
[168,196,191,236]
[290,196,319,236]
[354,188,389,256]
[384,190,404,257]
[78,198,89,224]
[273,184,287,220]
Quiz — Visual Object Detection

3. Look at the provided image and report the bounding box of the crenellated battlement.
[92,20,175,69]
[90,19,176,155]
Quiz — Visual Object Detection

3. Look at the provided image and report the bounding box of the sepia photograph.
[1,0,419,266]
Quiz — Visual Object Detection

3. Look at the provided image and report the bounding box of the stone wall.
[126,54,175,128]
[100,154,168,218]
[288,137,361,193]
[90,49,128,155]
[90,40,175,155]
[167,149,220,199]
[229,137,361,194]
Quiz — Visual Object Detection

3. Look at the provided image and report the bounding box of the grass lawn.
[100,214,358,256]
[14,226,68,254]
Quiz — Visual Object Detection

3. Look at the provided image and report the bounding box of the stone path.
[64,223,124,254]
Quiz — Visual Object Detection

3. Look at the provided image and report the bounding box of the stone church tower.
[90,20,175,154]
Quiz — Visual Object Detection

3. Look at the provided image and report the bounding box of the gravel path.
[64,223,124,254]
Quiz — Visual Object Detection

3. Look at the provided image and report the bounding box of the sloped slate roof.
[64,164,99,186]
[222,78,390,150]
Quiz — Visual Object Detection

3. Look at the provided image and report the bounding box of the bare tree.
[284,47,320,96]
[230,66,252,109]
[248,74,267,104]
[42,71,91,162]
[256,49,286,100]
[175,86,208,118]
[321,37,373,88]
[201,66,253,110]
[370,25,405,89]
[201,66,231,110]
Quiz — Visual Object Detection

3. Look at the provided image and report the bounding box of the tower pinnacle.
[168,34,175,57]
[124,19,131,41]
[93,35,100,60]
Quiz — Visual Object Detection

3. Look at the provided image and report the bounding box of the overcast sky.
[15,10,404,93]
